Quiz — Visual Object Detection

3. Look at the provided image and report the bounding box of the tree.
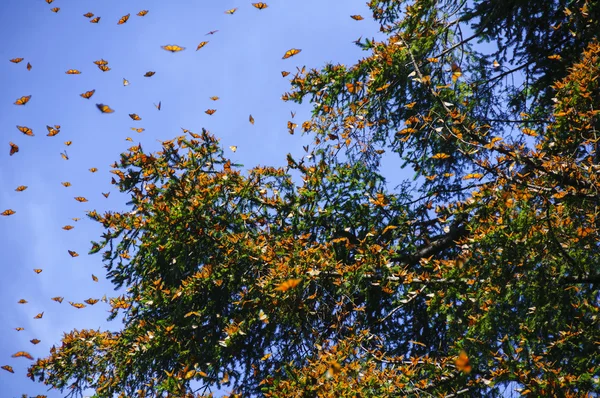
[30,0,600,396]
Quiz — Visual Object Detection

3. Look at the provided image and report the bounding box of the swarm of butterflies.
[2,0,365,383]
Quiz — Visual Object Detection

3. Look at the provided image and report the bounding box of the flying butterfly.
[14,95,31,105]
[80,89,95,99]
[62,225,74,230]
[196,41,208,51]
[17,125,34,136]
[85,298,99,305]
[30,339,41,345]
[230,145,237,152]
[18,299,27,304]
[350,15,364,20]
[225,8,238,14]
[60,151,69,160]
[281,70,290,77]
[92,274,99,282]
[117,13,130,24]
[12,351,34,360]
[89,167,98,172]
[61,181,71,187]
[1,365,14,373]
[68,250,79,257]
[137,10,149,16]
[93,59,108,65]
[252,2,268,9]
[206,30,219,35]
[282,48,301,59]
[46,0,54,3]
[74,196,88,202]
[96,103,115,113]
[26,62,32,71]
[66,69,81,74]
[10,58,24,63]
[249,114,255,124]
[46,125,60,136]
[83,12,94,18]
[90,16,100,23]
[33,312,43,319]
[274,278,302,292]
[123,78,130,86]
[64,140,72,146]
[209,96,219,101]
[1,209,15,216]
[144,71,155,77]
[161,44,185,52]
[15,327,24,331]
[98,65,111,72]
[205,109,216,115]
[102,192,110,198]
[15,185,27,192]
[131,127,145,133]
[129,113,141,121]
[51,296,64,303]
[33,269,42,274]
[455,351,472,373]
[9,142,19,156]
[154,101,161,110]
[69,302,86,309]
[125,137,133,142]
[51,7,60,12]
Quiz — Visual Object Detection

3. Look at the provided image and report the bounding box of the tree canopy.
[29,0,600,396]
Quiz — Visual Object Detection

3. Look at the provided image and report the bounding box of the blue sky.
[0,0,386,396]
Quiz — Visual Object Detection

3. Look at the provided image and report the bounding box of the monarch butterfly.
[281,70,290,77]
[252,2,268,9]
[85,298,99,305]
[27,62,32,71]
[80,89,95,99]
[96,103,115,113]
[64,140,72,146]
[33,269,42,274]
[144,71,155,77]
[94,58,110,65]
[46,0,54,3]
[89,167,98,172]
[15,185,27,192]
[69,302,86,309]
[125,137,133,142]
[60,151,69,160]
[66,69,81,74]
[68,250,79,257]
[196,41,208,50]
[1,209,15,216]
[131,127,145,133]
[161,44,185,52]
[10,57,24,63]
[455,351,472,373]
[274,278,302,292]
[249,114,255,124]
[123,78,130,86]
[102,192,110,198]
[230,145,237,152]
[33,312,44,319]
[92,274,99,282]
[51,296,64,303]
[83,12,94,18]
[74,196,88,202]
[117,13,130,24]
[288,121,297,130]
[51,7,60,12]
[98,65,111,72]
[290,111,296,118]
[14,95,31,105]
[30,339,41,345]
[282,48,301,59]
[224,8,238,14]
[90,17,100,23]
[205,109,216,115]
[137,10,148,16]
[9,142,19,156]
[46,126,59,136]
[1,365,14,373]
[154,101,161,110]
[12,351,34,360]
[129,113,141,121]
[61,181,71,187]
[18,299,27,304]
[15,327,24,331]
[206,30,219,35]
[17,125,34,136]
[62,225,74,230]
[350,15,364,20]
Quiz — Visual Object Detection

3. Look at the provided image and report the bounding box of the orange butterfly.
[46,125,60,136]
[30,339,41,345]
[155,101,161,110]
[98,65,111,72]
[9,142,19,156]
[455,351,472,373]
[102,192,110,198]
[85,298,99,305]
[90,17,100,23]
[162,45,185,52]
[34,312,44,319]
[117,14,130,24]
[64,140,72,146]
[15,327,24,331]
[61,151,69,160]
[62,225,74,230]
[137,10,149,16]
[131,127,145,133]
[18,299,27,304]
[274,278,302,292]
[51,296,64,303]
[282,48,301,59]
[12,351,34,360]
[94,59,109,67]
[51,7,60,12]
[249,114,255,124]
[15,185,27,192]
[350,15,364,20]
[196,41,208,50]
[225,8,238,14]
[1,209,15,216]
[66,69,81,74]
[252,2,268,9]
[80,89,95,99]
[33,269,42,274]
[123,78,130,86]
[68,250,79,257]
[61,181,71,187]
[129,113,141,121]
[14,95,31,105]
[17,125,34,136]
[210,96,220,101]
[10,57,24,63]
[83,12,94,18]
[144,71,155,77]
[74,196,88,202]
[96,103,115,113]
[89,167,98,172]
[69,302,86,309]
[92,274,99,282]
[46,0,54,3]
[26,62,32,71]
[1,365,14,373]
[281,70,290,77]
[205,109,216,115]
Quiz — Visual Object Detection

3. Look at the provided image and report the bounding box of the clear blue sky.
[0,0,385,396]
